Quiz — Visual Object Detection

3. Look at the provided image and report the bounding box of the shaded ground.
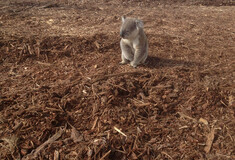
[0,0,234,159]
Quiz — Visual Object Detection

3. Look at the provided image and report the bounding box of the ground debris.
[204,128,215,153]
[22,126,66,160]
[0,0,234,159]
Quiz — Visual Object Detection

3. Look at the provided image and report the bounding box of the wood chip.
[71,126,83,143]
[177,112,197,122]
[13,121,23,131]
[228,95,233,106]
[53,150,59,160]
[91,71,147,83]
[161,151,173,160]
[94,41,100,49]
[23,126,66,159]
[199,118,208,125]
[204,128,215,153]
[134,102,151,107]
[131,152,138,159]
[37,61,51,66]
[155,84,172,89]
[87,147,93,159]
[91,117,98,130]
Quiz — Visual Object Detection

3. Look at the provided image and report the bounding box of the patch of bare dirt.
[0,0,234,159]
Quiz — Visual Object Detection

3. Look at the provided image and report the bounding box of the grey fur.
[120,16,148,68]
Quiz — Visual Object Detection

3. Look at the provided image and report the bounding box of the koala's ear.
[136,19,144,28]
[121,15,126,23]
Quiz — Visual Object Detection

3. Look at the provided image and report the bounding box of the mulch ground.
[0,0,234,159]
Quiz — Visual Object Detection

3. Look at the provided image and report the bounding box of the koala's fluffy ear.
[136,19,144,28]
[121,15,126,23]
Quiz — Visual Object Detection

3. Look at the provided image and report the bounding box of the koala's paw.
[119,61,128,65]
[130,61,137,68]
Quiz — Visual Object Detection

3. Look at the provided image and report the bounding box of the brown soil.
[0,0,234,159]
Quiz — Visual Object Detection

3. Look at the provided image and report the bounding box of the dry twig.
[23,126,66,159]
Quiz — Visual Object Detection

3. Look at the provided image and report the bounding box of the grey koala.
[120,16,148,68]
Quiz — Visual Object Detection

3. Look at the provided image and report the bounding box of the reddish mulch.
[0,0,234,159]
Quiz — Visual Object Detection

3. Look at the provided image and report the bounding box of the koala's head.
[120,16,144,39]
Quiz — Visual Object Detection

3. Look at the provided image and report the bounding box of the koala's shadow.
[144,55,201,69]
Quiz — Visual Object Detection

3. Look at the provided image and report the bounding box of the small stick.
[107,81,128,91]
[177,112,197,122]
[100,150,111,160]
[37,61,51,66]
[134,102,151,107]
[23,126,66,159]
[161,151,173,160]
[155,84,172,88]
[91,117,98,130]
[114,126,127,138]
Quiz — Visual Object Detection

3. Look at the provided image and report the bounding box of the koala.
[119,16,148,68]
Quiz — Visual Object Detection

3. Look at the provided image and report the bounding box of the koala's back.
[137,28,148,53]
